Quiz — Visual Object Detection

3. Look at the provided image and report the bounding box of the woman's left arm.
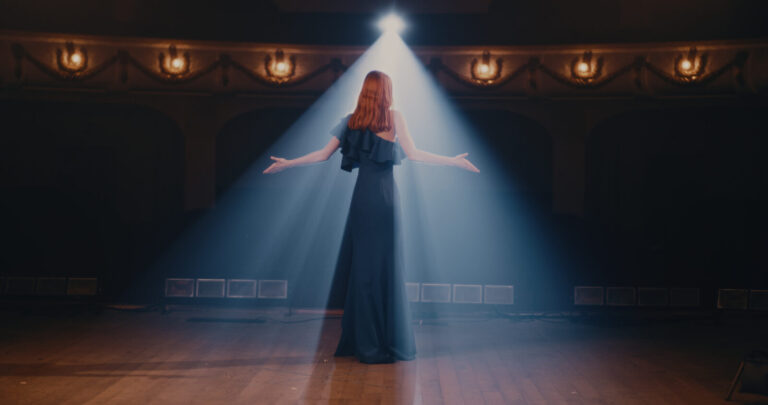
[394,110,479,173]
[263,137,340,174]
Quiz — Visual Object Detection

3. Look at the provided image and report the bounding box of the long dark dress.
[330,115,417,364]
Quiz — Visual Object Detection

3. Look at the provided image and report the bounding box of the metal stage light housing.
[258,280,288,299]
[196,279,226,298]
[574,286,604,306]
[165,278,195,298]
[66,277,98,296]
[453,284,483,304]
[637,287,669,307]
[36,277,67,296]
[405,282,420,302]
[483,285,514,305]
[6,277,36,295]
[420,283,451,303]
[718,289,749,310]
[669,287,700,307]
[227,279,258,298]
[750,290,768,311]
[606,287,636,306]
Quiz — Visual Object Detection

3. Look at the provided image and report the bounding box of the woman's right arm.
[263,136,340,174]
[394,110,479,173]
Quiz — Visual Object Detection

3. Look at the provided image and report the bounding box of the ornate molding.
[429,56,528,90]
[643,49,748,87]
[12,42,119,81]
[225,56,346,88]
[432,50,750,91]
[9,42,348,88]
[2,32,764,97]
[120,49,222,85]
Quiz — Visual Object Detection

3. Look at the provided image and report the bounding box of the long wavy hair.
[348,70,393,132]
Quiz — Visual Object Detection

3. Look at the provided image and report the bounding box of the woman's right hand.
[452,153,480,173]
[263,156,293,174]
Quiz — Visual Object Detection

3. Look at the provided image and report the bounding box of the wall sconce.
[56,42,88,73]
[470,50,502,84]
[570,51,603,83]
[264,49,296,83]
[159,45,190,76]
[674,47,707,81]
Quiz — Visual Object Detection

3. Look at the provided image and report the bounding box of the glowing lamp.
[570,51,603,82]
[70,52,83,67]
[265,49,296,82]
[57,42,88,73]
[171,57,185,71]
[378,13,405,34]
[160,45,190,76]
[674,48,706,81]
[470,50,500,83]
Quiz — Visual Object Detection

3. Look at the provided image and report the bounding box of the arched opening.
[0,100,184,300]
[463,109,553,210]
[586,104,768,288]
[216,107,306,198]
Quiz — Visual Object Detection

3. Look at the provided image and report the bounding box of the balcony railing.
[2,30,766,98]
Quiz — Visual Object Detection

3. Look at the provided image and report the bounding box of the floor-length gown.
[329,115,417,364]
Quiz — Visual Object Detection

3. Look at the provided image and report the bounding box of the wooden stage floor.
[1,305,767,404]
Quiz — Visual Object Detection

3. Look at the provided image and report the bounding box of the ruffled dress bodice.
[331,115,406,172]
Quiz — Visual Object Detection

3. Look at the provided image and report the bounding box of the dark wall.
[2,0,766,46]
[463,109,553,208]
[0,100,185,300]
[585,104,768,288]
[216,108,305,197]
[4,99,767,305]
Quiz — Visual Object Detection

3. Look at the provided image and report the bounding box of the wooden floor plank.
[1,308,764,405]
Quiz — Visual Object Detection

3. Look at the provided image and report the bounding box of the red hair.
[348,71,393,132]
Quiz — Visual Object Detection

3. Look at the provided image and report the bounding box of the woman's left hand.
[453,153,480,173]
[263,156,293,174]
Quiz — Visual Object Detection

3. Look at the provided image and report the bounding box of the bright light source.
[680,59,692,70]
[70,52,82,65]
[171,57,185,70]
[378,13,405,34]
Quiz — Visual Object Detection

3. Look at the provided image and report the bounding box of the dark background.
[1,0,767,306]
[2,0,768,46]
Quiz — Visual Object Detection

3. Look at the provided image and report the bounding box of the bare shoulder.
[391,109,404,122]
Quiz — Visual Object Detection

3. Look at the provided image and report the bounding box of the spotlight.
[477,63,490,74]
[679,59,692,71]
[275,61,288,73]
[378,13,405,34]
[577,61,589,73]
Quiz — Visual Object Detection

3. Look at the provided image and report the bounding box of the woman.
[264,71,479,363]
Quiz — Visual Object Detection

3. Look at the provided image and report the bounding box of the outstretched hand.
[453,153,480,173]
[263,156,292,174]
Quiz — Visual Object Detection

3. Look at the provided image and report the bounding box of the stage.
[1,306,766,404]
